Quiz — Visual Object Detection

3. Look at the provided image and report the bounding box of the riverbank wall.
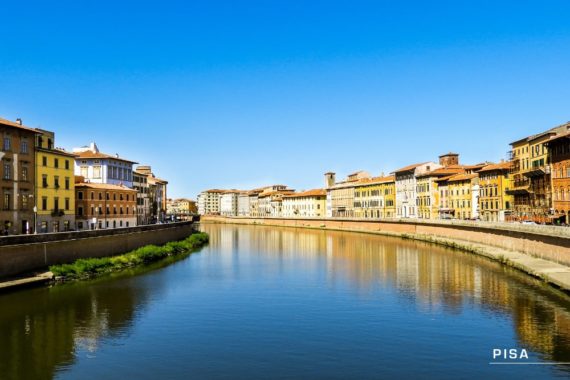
[202,216,570,292]
[0,222,195,279]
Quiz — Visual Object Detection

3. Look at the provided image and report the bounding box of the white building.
[197,190,223,215]
[220,191,239,216]
[237,192,251,216]
[393,162,440,218]
[73,142,138,188]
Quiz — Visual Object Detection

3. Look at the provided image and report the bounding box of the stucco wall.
[202,216,570,266]
[0,222,195,278]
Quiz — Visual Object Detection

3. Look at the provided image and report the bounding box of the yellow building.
[478,162,514,222]
[446,173,479,220]
[282,189,326,217]
[353,176,396,218]
[35,129,76,232]
[507,124,569,222]
[416,166,465,219]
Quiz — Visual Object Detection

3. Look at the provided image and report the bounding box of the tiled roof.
[355,175,395,186]
[478,162,512,172]
[283,189,326,198]
[75,182,137,192]
[416,166,465,178]
[0,117,40,134]
[76,151,139,164]
[392,162,429,173]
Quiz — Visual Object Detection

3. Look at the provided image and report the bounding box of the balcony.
[506,179,532,195]
[524,164,550,177]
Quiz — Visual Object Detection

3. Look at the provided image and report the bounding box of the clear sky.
[1,1,570,198]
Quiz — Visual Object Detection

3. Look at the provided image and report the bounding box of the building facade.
[394,162,440,218]
[546,131,570,224]
[133,169,150,225]
[75,181,137,230]
[197,189,223,215]
[353,176,395,218]
[282,189,326,218]
[35,129,76,233]
[478,162,513,222]
[237,192,251,216]
[447,173,479,220]
[220,191,239,216]
[73,142,138,188]
[0,117,37,235]
[326,171,369,218]
[508,123,570,223]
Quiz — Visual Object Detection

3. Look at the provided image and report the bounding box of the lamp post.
[33,206,38,234]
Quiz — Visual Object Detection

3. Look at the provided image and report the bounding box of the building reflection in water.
[0,224,569,379]
[205,224,570,363]
[0,265,168,380]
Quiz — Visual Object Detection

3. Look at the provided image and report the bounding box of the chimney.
[16,118,22,125]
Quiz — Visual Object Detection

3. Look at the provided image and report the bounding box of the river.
[1,223,570,379]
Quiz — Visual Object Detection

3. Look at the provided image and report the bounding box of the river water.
[1,223,570,379]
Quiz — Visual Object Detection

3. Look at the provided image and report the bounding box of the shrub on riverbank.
[50,232,209,280]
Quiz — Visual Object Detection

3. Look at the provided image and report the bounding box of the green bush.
[50,232,208,280]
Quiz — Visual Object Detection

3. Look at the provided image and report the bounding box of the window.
[65,198,70,210]
[80,166,88,177]
[78,206,83,216]
[3,193,10,210]
[78,191,83,200]
[42,197,48,210]
[54,158,59,168]
[93,165,101,178]
[3,137,11,151]
[99,192,102,200]
[54,197,59,211]
[42,175,48,188]
[90,191,94,200]
[42,156,47,166]
[65,177,70,190]
[21,194,28,210]
[21,140,28,154]
[54,176,60,188]
[65,160,70,170]
[21,167,28,181]
[3,162,11,180]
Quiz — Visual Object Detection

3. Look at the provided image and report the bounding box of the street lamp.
[33,206,38,234]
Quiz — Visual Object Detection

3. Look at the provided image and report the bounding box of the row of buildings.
[0,117,169,235]
[199,121,570,224]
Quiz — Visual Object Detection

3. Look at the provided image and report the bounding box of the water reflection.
[206,224,570,364]
[0,224,569,379]
[0,264,170,380]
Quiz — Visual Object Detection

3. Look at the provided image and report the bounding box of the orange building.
[546,131,570,224]
[75,178,137,230]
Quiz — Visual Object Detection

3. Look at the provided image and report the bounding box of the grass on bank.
[49,232,209,280]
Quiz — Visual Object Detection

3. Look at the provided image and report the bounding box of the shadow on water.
[0,249,201,380]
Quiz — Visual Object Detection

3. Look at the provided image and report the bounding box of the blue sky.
[1,1,570,198]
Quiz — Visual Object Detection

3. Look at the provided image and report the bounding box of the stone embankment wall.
[202,216,570,266]
[0,222,195,279]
